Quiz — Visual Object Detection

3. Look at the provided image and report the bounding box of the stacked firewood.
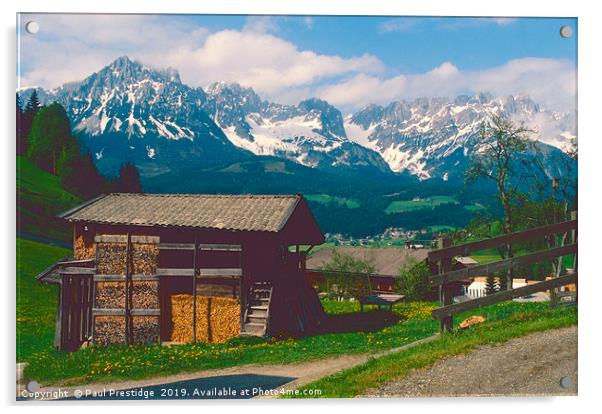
[131,316,160,344]
[132,281,160,308]
[74,235,96,260]
[94,316,126,345]
[131,244,159,275]
[170,295,240,343]
[95,282,125,308]
[96,243,127,275]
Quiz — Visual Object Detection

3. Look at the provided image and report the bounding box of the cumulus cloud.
[18,13,382,104]
[18,14,208,88]
[18,14,574,116]
[317,58,575,113]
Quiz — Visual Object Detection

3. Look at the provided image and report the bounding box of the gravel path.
[21,335,438,400]
[363,326,577,398]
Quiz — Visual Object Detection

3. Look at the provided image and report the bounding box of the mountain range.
[21,56,576,185]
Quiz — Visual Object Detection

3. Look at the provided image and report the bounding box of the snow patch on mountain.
[345,93,575,178]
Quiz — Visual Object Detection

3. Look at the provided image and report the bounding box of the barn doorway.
[59,274,93,351]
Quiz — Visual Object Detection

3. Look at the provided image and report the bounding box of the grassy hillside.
[305,194,360,209]
[16,238,70,362]
[385,195,458,213]
[17,155,81,241]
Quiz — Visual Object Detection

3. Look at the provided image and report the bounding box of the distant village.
[325,226,436,249]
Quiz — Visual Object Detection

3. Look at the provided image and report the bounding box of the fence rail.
[428,219,577,261]
[430,244,577,285]
[427,215,577,331]
[432,273,576,319]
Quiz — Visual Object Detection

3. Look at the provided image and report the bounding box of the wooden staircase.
[242,282,273,336]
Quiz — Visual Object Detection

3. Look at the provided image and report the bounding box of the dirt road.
[363,326,577,397]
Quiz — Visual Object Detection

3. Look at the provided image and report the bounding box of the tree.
[318,249,375,298]
[59,149,106,199]
[115,162,143,193]
[465,116,533,289]
[395,257,431,300]
[21,90,41,152]
[26,103,71,174]
[16,93,25,154]
[485,276,498,295]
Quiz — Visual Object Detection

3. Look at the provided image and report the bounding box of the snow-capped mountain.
[20,56,575,182]
[21,56,247,174]
[345,93,576,180]
[202,82,390,171]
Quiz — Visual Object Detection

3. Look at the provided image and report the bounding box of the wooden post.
[239,245,246,333]
[571,210,578,303]
[192,237,198,343]
[124,232,132,345]
[438,238,453,331]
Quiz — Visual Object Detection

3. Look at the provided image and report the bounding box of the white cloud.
[242,16,280,34]
[18,14,574,119]
[317,58,575,113]
[162,29,382,99]
[18,14,208,88]
[378,18,418,33]
[378,17,518,34]
[19,14,382,104]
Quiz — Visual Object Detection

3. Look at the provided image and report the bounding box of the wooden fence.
[427,214,577,331]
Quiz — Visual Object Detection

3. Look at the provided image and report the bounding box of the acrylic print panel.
[16,13,577,401]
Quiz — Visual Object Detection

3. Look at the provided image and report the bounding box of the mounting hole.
[25,21,39,34]
[26,380,40,392]
[560,376,573,389]
[559,25,573,38]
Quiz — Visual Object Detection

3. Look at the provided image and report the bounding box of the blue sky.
[18,14,577,113]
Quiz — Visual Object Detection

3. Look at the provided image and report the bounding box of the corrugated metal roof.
[60,193,302,232]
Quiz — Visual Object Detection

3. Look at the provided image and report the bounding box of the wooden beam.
[94,274,161,281]
[157,268,195,276]
[432,273,577,319]
[158,243,195,251]
[428,220,577,261]
[95,234,160,244]
[57,258,95,266]
[59,267,96,275]
[130,309,161,316]
[430,244,577,285]
[93,308,126,316]
[199,268,242,277]
[198,244,242,251]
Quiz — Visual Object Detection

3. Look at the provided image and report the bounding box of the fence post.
[571,210,578,303]
[438,238,453,331]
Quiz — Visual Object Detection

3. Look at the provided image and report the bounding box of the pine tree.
[27,103,71,174]
[22,90,41,147]
[116,162,143,193]
[16,93,24,154]
[60,151,106,199]
[485,276,498,295]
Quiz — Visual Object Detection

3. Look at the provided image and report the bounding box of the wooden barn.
[36,193,326,351]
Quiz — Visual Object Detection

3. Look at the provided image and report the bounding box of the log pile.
[170,294,240,343]
[74,235,96,260]
[132,316,160,344]
[96,242,127,275]
[94,316,126,345]
[132,281,160,308]
[131,243,159,275]
[95,282,125,308]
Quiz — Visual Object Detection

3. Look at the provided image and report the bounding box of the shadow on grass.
[318,310,401,334]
